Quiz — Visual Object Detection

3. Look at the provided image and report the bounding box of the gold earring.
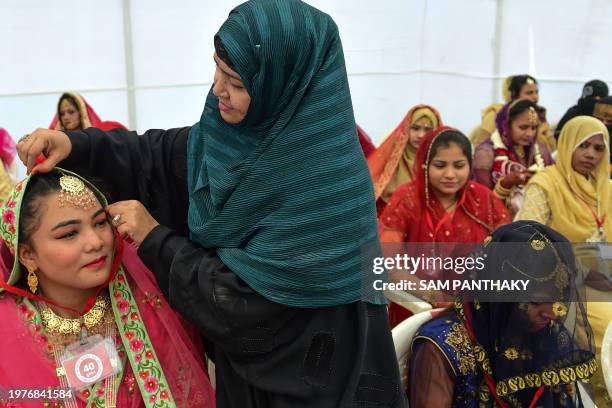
[26,266,38,294]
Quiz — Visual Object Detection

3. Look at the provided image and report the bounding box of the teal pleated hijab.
[187,0,384,307]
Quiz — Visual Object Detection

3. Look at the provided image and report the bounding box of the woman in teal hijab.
[19,1,403,407]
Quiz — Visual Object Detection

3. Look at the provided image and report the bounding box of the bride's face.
[19,192,115,292]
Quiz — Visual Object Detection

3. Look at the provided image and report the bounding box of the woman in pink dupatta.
[49,92,127,132]
[0,128,16,201]
[0,169,214,407]
[0,127,17,182]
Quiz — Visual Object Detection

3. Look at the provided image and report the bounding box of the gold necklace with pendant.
[40,296,110,335]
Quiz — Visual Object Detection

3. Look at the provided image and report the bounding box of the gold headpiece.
[503,230,570,292]
[526,77,535,85]
[58,175,98,210]
[527,106,538,125]
[60,98,74,111]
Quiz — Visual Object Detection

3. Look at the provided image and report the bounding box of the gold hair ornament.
[527,106,538,125]
[58,175,97,210]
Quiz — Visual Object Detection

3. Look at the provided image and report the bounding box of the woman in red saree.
[379,127,510,327]
[49,92,127,132]
[368,105,442,216]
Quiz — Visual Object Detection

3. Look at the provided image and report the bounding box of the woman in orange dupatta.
[368,105,441,216]
[379,127,510,327]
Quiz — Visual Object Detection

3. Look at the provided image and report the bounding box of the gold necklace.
[40,296,109,335]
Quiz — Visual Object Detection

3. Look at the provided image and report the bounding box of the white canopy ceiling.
[2,0,611,177]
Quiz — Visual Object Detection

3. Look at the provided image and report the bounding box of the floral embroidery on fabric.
[143,291,163,310]
[444,323,476,375]
[503,347,519,360]
[111,266,176,407]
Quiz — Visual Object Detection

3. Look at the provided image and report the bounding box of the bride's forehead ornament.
[58,175,97,210]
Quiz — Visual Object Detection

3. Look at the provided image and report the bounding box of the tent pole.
[121,0,137,130]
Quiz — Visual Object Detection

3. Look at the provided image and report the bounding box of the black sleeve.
[59,127,190,235]
[137,224,293,353]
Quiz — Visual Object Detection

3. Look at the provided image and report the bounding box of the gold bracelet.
[494,179,512,197]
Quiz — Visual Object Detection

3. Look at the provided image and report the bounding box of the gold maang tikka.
[57,175,97,210]
[527,106,538,125]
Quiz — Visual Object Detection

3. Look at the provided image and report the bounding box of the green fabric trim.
[110,266,176,407]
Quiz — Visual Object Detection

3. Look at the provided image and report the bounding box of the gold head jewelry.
[40,296,109,335]
[57,175,98,210]
[526,77,535,85]
[527,106,538,125]
[60,98,74,111]
[26,265,38,293]
[503,234,570,292]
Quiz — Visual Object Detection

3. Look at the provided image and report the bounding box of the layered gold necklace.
[40,296,110,335]
[38,295,118,408]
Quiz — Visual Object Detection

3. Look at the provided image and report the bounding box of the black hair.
[18,172,109,246]
[19,172,63,246]
[214,35,236,70]
[508,75,538,100]
[429,130,473,167]
[597,95,612,106]
[508,99,538,125]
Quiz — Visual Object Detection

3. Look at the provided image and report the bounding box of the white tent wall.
[2,0,611,178]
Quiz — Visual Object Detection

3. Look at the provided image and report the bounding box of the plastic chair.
[392,308,443,391]
[603,320,612,401]
[385,289,433,314]
[577,382,597,408]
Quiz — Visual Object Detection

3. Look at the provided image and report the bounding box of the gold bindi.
[57,175,98,210]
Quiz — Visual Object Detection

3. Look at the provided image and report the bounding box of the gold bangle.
[494,179,512,197]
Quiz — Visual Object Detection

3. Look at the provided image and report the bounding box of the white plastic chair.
[603,320,612,401]
[392,308,442,391]
[577,382,597,408]
[385,289,433,314]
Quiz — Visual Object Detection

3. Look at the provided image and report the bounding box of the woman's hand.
[106,200,160,246]
[500,169,534,189]
[16,128,72,174]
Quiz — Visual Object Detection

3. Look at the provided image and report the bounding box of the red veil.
[356,124,376,158]
[49,92,127,132]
